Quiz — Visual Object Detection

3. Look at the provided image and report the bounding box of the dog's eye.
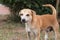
[20,14,23,16]
[26,14,29,16]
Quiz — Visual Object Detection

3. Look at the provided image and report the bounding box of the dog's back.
[40,4,58,30]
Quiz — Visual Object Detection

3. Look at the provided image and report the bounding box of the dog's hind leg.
[53,22,59,40]
[44,32,48,40]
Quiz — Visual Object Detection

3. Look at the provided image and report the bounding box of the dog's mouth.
[21,21,26,23]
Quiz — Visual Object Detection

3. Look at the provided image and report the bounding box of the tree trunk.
[56,0,59,17]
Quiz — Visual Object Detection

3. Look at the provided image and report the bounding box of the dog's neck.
[25,21,33,28]
[25,21,31,25]
[25,20,36,29]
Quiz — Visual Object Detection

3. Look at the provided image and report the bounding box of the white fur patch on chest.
[25,23,31,32]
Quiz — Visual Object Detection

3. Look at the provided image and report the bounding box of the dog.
[19,4,59,40]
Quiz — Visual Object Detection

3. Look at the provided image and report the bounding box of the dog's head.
[19,9,36,23]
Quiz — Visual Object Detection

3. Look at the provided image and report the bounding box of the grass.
[0,22,26,40]
[0,21,60,40]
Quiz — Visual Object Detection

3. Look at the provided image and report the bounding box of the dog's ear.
[31,10,36,16]
[31,10,36,23]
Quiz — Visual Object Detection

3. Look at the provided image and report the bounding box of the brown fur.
[19,4,59,40]
[31,4,59,40]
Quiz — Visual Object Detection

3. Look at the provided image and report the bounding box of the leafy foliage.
[1,0,56,14]
[0,0,57,22]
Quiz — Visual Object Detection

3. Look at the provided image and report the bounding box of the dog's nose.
[22,19,26,23]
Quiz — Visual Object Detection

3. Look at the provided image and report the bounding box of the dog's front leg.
[25,27,31,40]
[33,30,40,40]
[26,32,31,40]
[25,24,31,40]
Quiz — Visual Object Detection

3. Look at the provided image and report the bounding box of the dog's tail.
[42,4,56,16]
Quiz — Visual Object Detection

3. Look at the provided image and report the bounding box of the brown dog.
[19,4,59,40]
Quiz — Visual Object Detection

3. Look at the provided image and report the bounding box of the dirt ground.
[0,21,60,40]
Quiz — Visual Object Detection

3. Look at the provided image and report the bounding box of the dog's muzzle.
[21,19,26,23]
